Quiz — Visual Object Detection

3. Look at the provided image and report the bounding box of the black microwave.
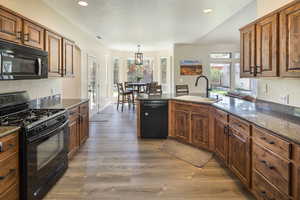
[0,40,48,80]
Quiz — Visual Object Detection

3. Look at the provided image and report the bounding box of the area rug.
[159,139,213,168]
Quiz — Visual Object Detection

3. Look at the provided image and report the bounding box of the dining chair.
[176,84,189,96]
[146,82,158,94]
[116,83,134,112]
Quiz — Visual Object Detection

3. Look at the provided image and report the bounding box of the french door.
[87,55,100,116]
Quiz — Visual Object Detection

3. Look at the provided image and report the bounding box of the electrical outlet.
[263,83,269,96]
[51,88,56,95]
[280,94,290,104]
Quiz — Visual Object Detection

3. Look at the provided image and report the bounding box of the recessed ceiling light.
[203,9,213,14]
[96,36,102,40]
[78,1,88,7]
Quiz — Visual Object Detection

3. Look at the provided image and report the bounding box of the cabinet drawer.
[0,133,18,161]
[214,109,228,124]
[229,115,250,136]
[253,170,289,200]
[0,153,18,195]
[68,106,79,122]
[253,126,291,160]
[0,183,18,200]
[80,102,89,114]
[174,102,208,115]
[253,143,291,195]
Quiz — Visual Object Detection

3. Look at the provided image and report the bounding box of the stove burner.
[0,109,63,127]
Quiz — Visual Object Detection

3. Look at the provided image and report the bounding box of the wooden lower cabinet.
[191,112,209,149]
[68,119,79,159]
[214,118,229,163]
[67,101,89,159]
[252,170,289,200]
[0,131,19,200]
[228,128,251,187]
[174,110,190,143]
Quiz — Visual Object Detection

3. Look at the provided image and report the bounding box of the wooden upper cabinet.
[0,8,22,44]
[280,2,300,77]
[256,14,279,77]
[23,20,44,50]
[191,113,209,149]
[45,31,62,77]
[63,38,75,77]
[240,24,256,77]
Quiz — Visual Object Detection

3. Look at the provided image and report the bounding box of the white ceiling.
[43,0,254,51]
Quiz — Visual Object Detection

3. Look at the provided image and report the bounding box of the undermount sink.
[173,95,219,104]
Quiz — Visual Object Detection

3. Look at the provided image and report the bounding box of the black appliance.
[0,91,69,200]
[0,40,48,80]
[140,100,168,139]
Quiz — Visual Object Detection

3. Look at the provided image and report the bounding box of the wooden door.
[228,128,251,187]
[45,31,62,77]
[256,14,279,77]
[280,2,300,77]
[80,113,89,146]
[214,118,228,163]
[174,110,190,143]
[63,38,75,77]
[23,20,44,49]
[68,119,79,159]
[0,8,22,44]
[240,24,256,77]
[191,113,209,149]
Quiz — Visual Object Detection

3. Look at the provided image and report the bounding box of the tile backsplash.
[0,79,62,100]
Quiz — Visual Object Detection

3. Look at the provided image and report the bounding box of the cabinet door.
[280,2,300,77]
[228,128,251,187]
[68,119,79,159]
[45,31,62,77]
[79,113,89,146]
[63,38,75,77]
[240,24,256,77]
[214,118,228,163]
[174,110,190,143]
[256,14,279,77]
[191,113,209,149]
[23,20,44,50]
[0,9,22,44]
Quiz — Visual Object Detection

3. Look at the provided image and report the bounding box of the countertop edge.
[0,127,20,138]
[64,99,89,110]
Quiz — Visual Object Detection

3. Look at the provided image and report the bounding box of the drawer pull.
[260,160,275,170]
[0,142,15,152]
[269,141,275,145]
[0,168,16,180]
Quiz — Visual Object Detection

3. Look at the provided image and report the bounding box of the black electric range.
[0,91,69,200]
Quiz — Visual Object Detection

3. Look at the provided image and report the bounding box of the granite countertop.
[0,126,20,138]
[30,98,89,109]
[137,93,300,145]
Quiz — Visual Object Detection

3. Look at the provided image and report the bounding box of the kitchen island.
[137,93,300,200]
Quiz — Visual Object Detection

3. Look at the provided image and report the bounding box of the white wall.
[173,44,240,94]
[255,0,300,107]
[0,0,112,109]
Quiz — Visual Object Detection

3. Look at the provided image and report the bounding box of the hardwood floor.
[44,105,254,200]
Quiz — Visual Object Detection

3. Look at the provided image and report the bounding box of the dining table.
[127,82,148,93]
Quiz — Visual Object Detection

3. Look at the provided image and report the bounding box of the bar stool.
[116,83,134,112]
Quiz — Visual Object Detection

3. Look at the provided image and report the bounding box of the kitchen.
[0,0,300,200]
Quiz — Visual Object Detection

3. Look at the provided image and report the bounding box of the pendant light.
[135,45,143,65]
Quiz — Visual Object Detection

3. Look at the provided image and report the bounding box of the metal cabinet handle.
[144,112,149,116]
[0,142,2,152]
[0,169,16,180]
[260,160,275,170]
[24,33,30,41]
[0,142,14,153]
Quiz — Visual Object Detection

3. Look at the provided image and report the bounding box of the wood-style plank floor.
[44,105,254,200]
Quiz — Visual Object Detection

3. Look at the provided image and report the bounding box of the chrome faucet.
[195,75,210,98]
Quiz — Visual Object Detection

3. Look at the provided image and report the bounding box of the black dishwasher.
[140,100,168,139]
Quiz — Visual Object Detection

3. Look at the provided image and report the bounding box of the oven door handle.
[28,120,69,144]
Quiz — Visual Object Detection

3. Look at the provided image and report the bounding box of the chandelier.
[135,45,143,65]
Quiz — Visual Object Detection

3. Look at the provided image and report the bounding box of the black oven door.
[26,121,69,200]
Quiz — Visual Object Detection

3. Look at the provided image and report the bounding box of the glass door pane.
[87,56,100,115]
